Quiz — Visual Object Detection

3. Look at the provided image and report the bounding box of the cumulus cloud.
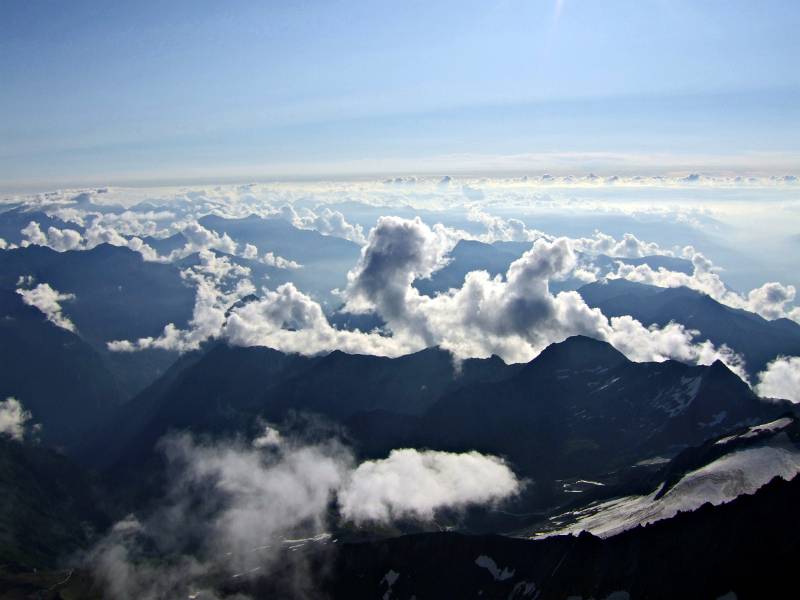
[222,282,413,357]
[20,219,161,261]
[21,220,82,251]
[466,208,542,243]
[0,397,37,441]
[572,231,669,258]
[344,216,455,343]
[168,220,239,260]
[262,251,302,270]
[107,244,406,356]
[108,215,748,381]
[241,242,300,268]
[339,448,520,524]
[280,205,366,244]
[465,209,672,259]
[607,248,800,322]
[16,282,77,332]
[90,426,518,598]
[755,356,800,402]
[242,242,259,260]
[108,250,254,352]
[342,217,747,376]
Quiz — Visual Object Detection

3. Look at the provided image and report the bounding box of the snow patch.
[475,555,515,581]
[653,376,702,417]
[535,443,800,538]
[715,417,793,445]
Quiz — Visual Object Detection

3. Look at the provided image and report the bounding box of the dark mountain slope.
[415,337,783,485]
[84,344,519,479]
[0,244,193,344]
[414,239,523,296]
[0,244,195,396]
[265,346,520,419]
[0,437,112,568]
[0,290,122,448]
[78,344,308,475]
[317,472,800,600]
[87,336,788,518]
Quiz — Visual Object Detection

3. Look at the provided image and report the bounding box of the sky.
[1,0,799,188]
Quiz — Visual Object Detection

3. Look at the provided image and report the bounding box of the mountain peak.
[527,335,628,372]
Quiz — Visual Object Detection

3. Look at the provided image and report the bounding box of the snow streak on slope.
[534,438,800,539]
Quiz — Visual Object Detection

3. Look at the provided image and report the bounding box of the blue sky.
[1,0,799,187]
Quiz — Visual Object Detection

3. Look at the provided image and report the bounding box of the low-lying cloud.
[0,397,37,441]
[16,281,77,332]
[339,448,520,524]
[90,425,519,599]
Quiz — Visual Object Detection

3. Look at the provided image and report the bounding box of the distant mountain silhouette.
[198,214,362,305]
[579,278,800,376]
[0,207,84,245]
[415,238,695,297]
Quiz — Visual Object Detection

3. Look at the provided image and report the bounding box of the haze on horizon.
[1,0,799,190]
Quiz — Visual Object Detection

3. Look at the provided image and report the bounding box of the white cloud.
[16,282,77,332]
[20,219,161,261]
[261,251,301,270]
[466,207,542,243]
[242,243,259,260]
[108,250,254,352]
[343,216,456,343]
[342,217,747,376]
[167,220,239,260]
[282,205,367,245]
[755,356,800,402]
[572,231,669,258]
[222,282,414,357]
[107,216,748,381]
[90,426,518,598]
[0,397,36,441]
[339,448,520,524]
[252,425,283,449]
[465,209,672,258]
[21,221,82,251]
